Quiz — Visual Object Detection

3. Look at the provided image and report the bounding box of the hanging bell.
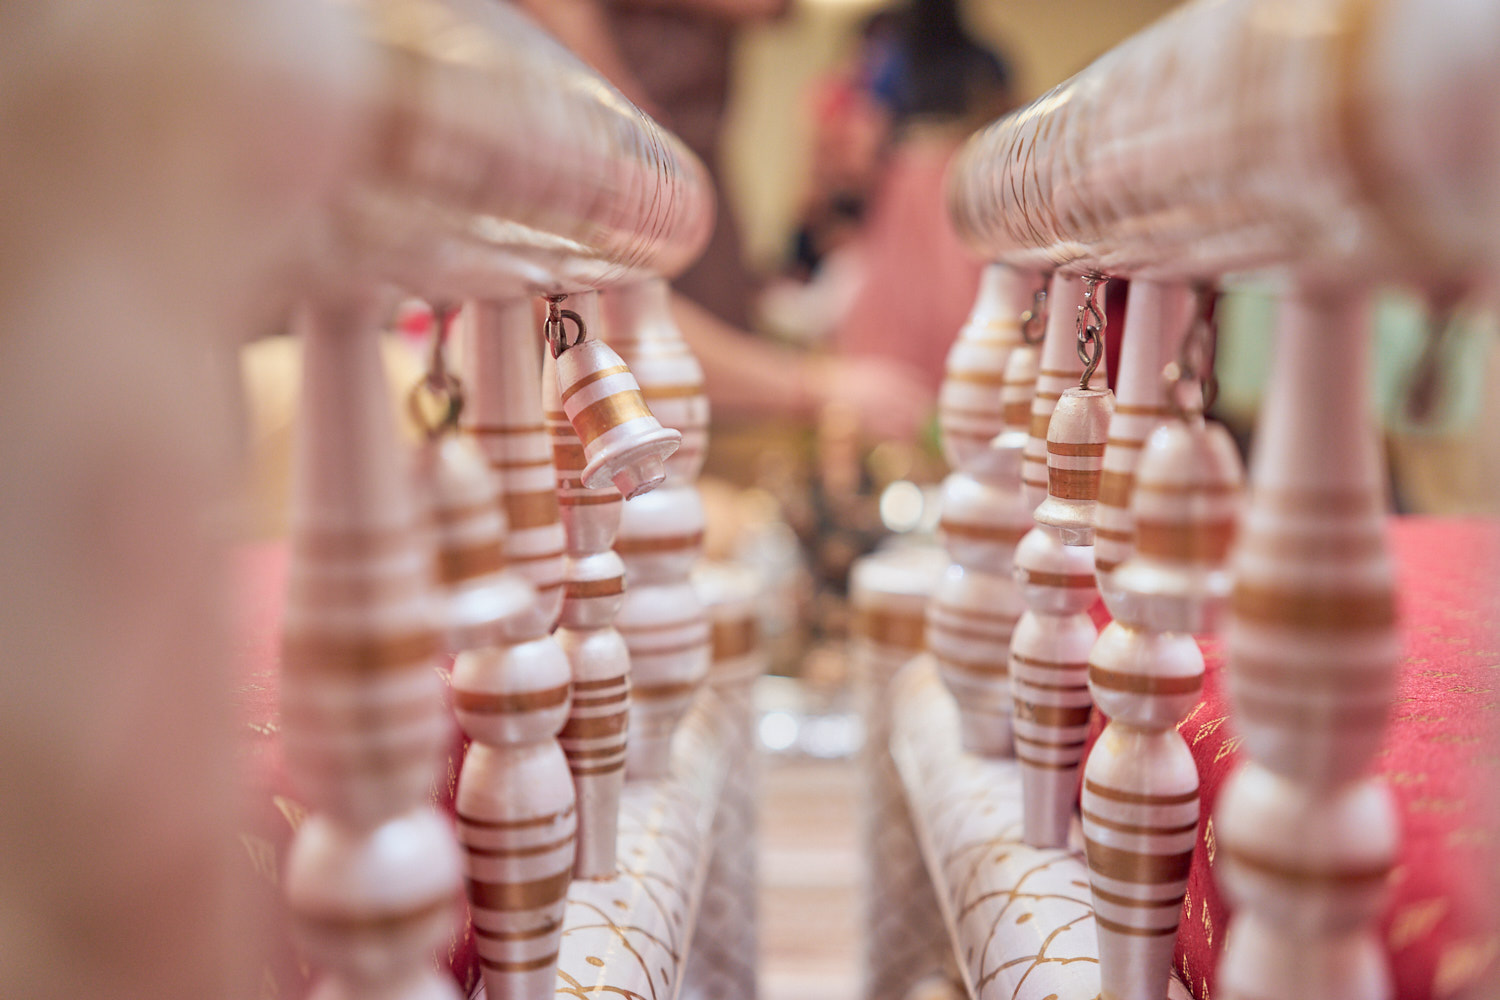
[1033,385,1114,545]
[1112,419,1243,633]
[555,337,681,499]
[418,434,536,651]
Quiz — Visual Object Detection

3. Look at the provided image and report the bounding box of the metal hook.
[1019,275,1050,345]
[408,302,465,439]
[1163,285,1217,420]
[543,295,587,358]
[1076,273,1106,389]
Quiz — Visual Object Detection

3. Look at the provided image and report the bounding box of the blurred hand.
[807,353,934,444]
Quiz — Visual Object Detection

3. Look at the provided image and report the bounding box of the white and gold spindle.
[1093,282,1197,608]
[280,295,464,1000]
[851,549,955,1000]
[682,563,769,1000]
[1082,308,1243,1000]
[600,280,710,781]
[927,266,1037,755]
[1023,272,1095,511]
[463,300,569,635]
[1215,288,1399,1000]
[543,292,631,879]
[1011,275,1111,848]
[452,299,579,1000]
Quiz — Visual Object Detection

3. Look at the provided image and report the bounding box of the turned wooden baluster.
[280,295,463,1000]
[1081,282,1244,1000]
[1215,288,1399,1000]
[1011,275,1110,848]
[1093,283,1197,607]
[463,300,568,636]
[928,264,1034,755]
[543,291,631,879]
[600,279,709,781]
[682,563,770,1000]
[457,300,578,999]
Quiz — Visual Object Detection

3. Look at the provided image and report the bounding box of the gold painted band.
[1084,839,1194,883]
[572,676,627,691]
[1136,479,1238,498]
[1105,437,1144,450]
[457,804,575,830]
[570,691,629,709]
[629,637,710,659]
[1003,402,1033,424]
[504,490,561,531]
[939,520,1029,544]
[1082,807,1198,837]
[1135,519,1236,563]
[432,498,501,529]
[1090,885,1186,910]
[473,920,561,942]
[1011,651,1089,671]
[552,443,587,468]
[480,953,561,973]
[491,457,556,471]
[465,833,576,859]
[1112,403,1176,417]
[632,680,700,701]
[930,618,1014,645]
[639,383,705,401]
[945,371,1006,387]
[1093,526,1133,543]
[1094,915,1180,937]
[712,619,759,661]
[570,393,655,447]
[1030,413,1053,439]
[1017,569,1096,590]
[1039,367,1079,379]
[560,713,628,737]
[1251,486,1380,516]
[1241,529,1385,560]
[1016,754,1079,771]
[934,652,1008,677]
[282,630,439,675]
[565,577,625,599]
[1234,691,1391,728]
[570,760,627,776]
[560,365,631,404]
[1015,702,1094,727]
[437,542,506,585]
[1098,470,1136,508]
[1232,582,1396,630]
[1085,779,1197,806]
[566,744,627,761]
[614,530,704,555]
[466,871,573,912]
[852,609,927,651]
[1088,664,1203,696]
[1048,440,1106,457]
[560,492,623,508]
[454,683,570,714]
[1014,732,1088,750]
[1048,467,1102,499]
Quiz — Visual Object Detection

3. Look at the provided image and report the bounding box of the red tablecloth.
[1083,517,1500,1000]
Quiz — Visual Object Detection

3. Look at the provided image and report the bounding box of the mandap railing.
[867,2,1500,1000]
[0,2,763,1000]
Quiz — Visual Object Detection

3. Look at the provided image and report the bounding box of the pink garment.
[833,133,981,391]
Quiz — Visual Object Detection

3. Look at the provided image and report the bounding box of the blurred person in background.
[512,0,936,448]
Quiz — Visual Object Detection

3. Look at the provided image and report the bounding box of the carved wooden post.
[601,279,710,780]
[1080,281,1243,1000]
[682,563,769,1000]
[457,299,578,1000]
[928,264,1032,755]
[1010,275,1109,848]
[281,294,464,1000]
[1215,288,1399,1000]
[543,291,631,879]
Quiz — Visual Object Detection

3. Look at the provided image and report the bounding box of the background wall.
[721,0,1184,271]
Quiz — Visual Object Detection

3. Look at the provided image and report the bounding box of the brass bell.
[1033,385,1114,545]
[554,335,680,500]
